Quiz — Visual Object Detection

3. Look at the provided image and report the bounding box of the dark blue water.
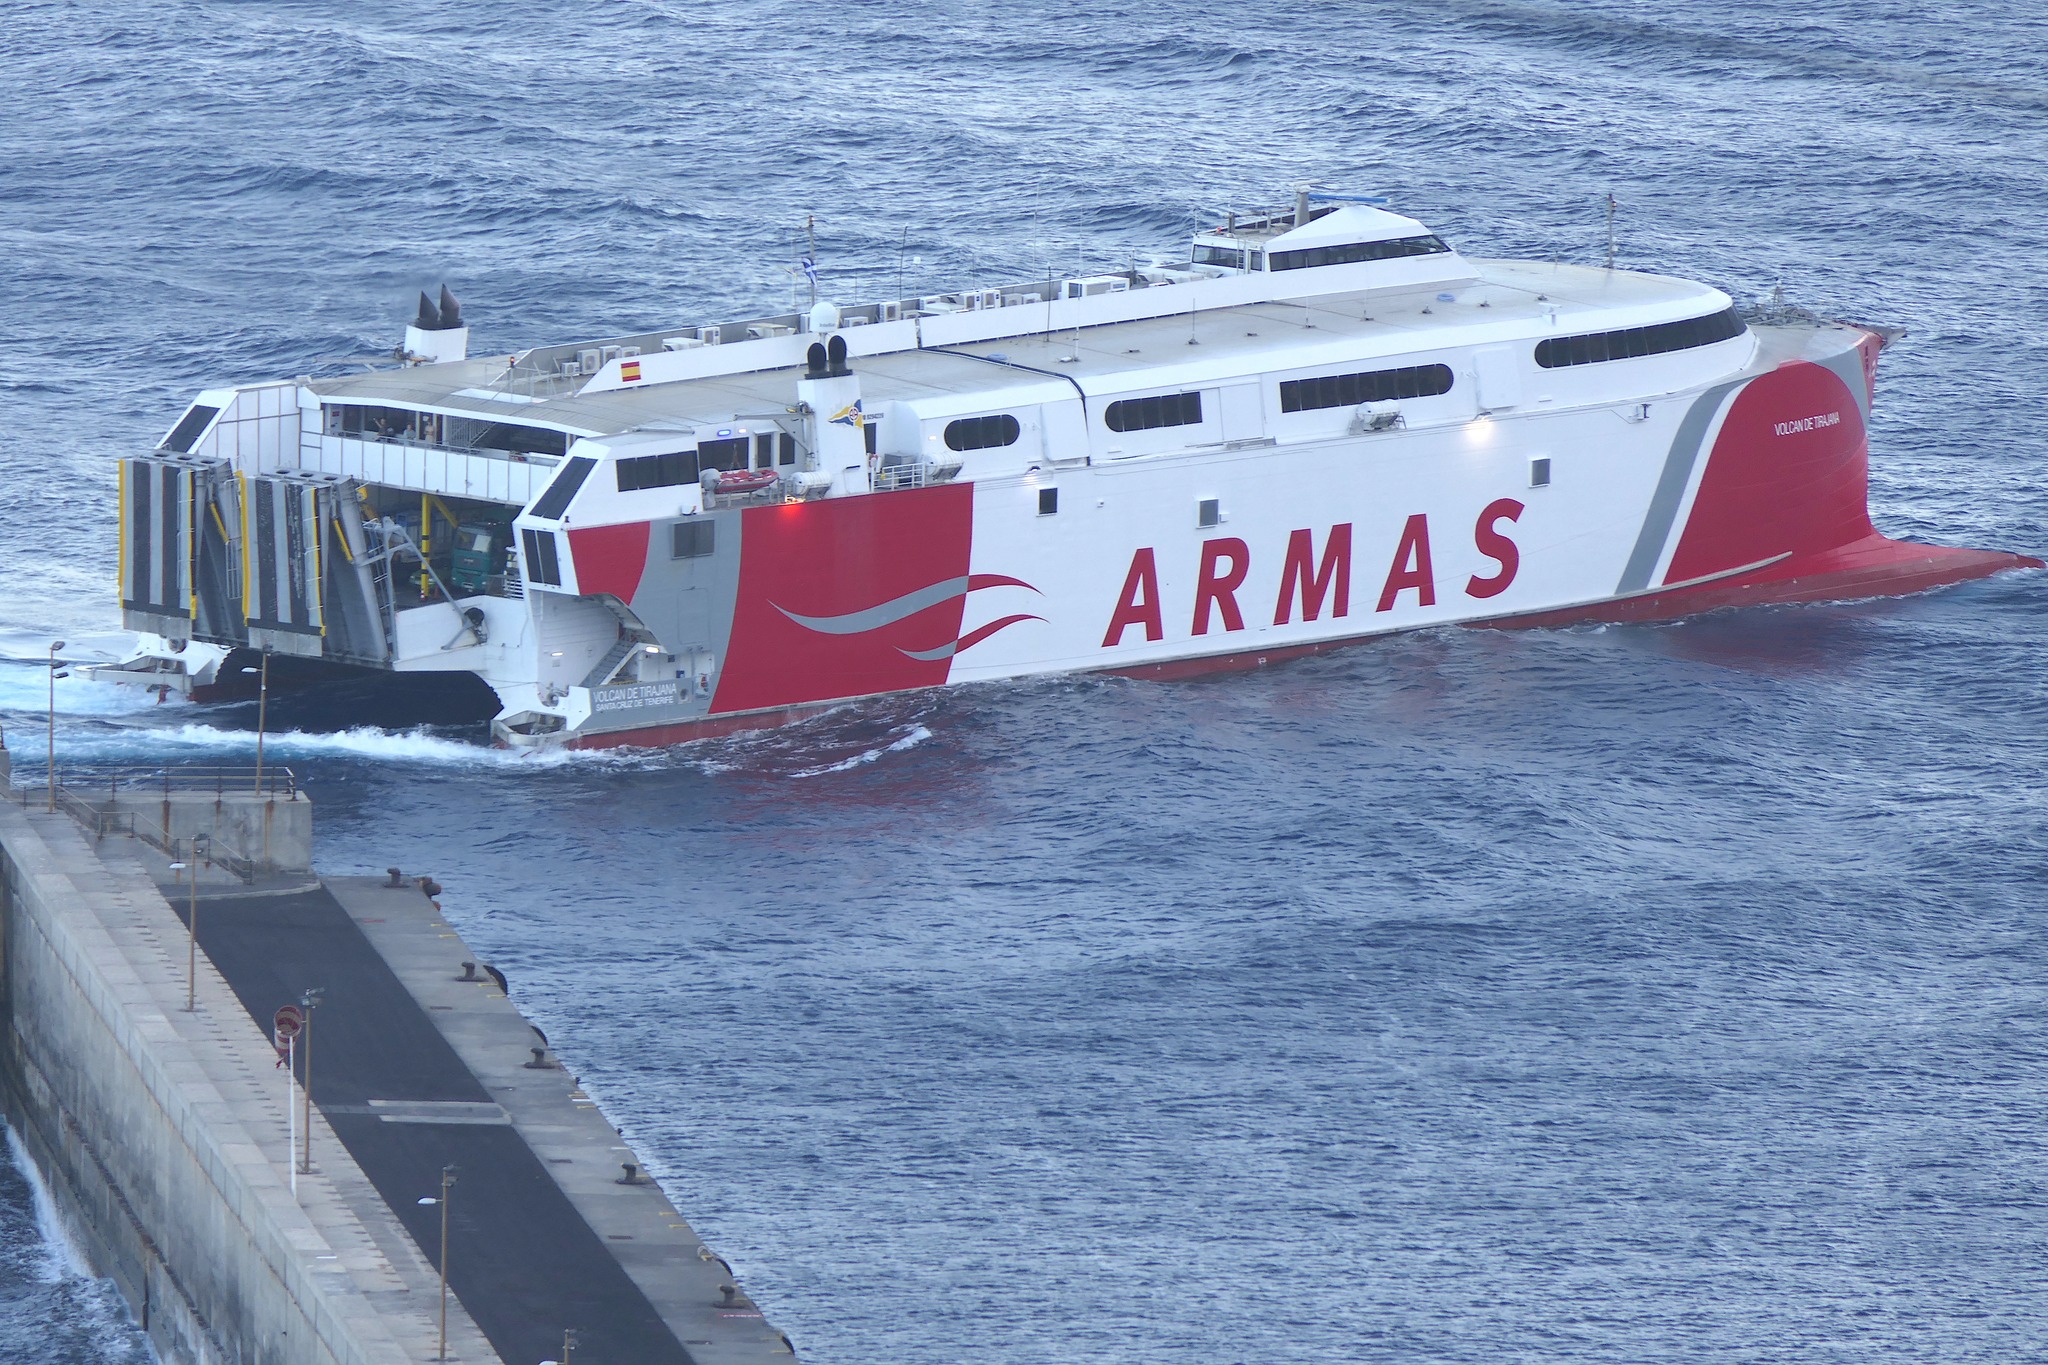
[4,3,2047,1361]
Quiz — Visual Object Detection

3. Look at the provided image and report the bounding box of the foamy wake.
[4,1126,94,1285]
[790,724,936,777]
[54,722,570,769]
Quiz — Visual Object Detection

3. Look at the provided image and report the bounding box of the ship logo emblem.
[772,574,1041,661]
[829,400,865,429]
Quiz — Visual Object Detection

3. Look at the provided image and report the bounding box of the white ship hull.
[103,201,2037,747]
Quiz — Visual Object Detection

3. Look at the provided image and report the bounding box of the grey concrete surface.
[326,877,800,1365]
[0,802,497,1365]
[99,789,315,873]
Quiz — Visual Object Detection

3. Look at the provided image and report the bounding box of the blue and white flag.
[800,254,819,286]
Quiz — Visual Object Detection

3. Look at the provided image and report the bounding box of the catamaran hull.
[520,326,2034,750]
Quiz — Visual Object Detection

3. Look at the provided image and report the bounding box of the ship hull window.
[1105,391,1204,433]
[1278,363,1455,413]
[1534,308,1746,369]
[945,414,1022,451]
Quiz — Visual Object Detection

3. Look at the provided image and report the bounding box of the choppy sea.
[4,2,2047,1361]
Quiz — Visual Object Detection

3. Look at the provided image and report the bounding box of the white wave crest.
[791,724,935,777]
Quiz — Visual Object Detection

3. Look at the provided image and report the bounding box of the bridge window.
[162,404,220,453]
[1279,363,1455,413]
[528,456,595,521]
[616,451,697,492]
[520,528,562,586]
[1269,234,1450,271]
[1105,391,1204,433]
[945,414,1022,451]
[1535,308,1747,369]
[1194,245,1246,269]
[696,437,749,472]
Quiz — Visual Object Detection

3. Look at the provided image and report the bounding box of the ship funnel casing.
[797,370,866,481]
[403,323,470,364]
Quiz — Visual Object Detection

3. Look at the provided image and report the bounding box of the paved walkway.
[186,883,701,1365]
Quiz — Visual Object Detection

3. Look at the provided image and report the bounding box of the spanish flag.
[621,359,643,383]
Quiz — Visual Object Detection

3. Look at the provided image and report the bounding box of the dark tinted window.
[1193,245,1245,268]
[1038,487,1058,516]
[863,422,878,455]
[616,450,697,492]
[1279,363,1455,413]
[778,432,796,466]
[528,456,595,520]
[945,414,1022,451]
[1105,391,1204,433]
[163,404,219,453]
[471,422,570,456]
[1535,308,1746,369]
[671,520,715,559]
[520,527,562,586]
[697,437,748,472]
[1269,234,1450,272]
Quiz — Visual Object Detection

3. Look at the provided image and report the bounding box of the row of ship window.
[933,308,1744,444]
[554,308,1750,505]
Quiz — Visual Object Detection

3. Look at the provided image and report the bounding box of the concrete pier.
[1,767,791,1365]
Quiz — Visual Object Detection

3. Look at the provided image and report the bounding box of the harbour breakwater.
[0,786,470,1364]
[0,754,787,1364]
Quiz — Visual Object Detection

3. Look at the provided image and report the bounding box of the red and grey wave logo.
[713,483,1033,713]
[773,574,1041,660]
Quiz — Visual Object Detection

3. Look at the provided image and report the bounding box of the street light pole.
[253,649,271,795]
[418,1166,458,1361]
[46,640,64,812]
[298,986,323,1173]
[183,833,210,1012]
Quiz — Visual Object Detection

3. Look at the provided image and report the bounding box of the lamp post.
[253,649,271,795]
[298,986,323,1173]
[417,1165,458,1362]
[180,833,210,1011]
[540,1328,578,1365]
[46,640,64,811]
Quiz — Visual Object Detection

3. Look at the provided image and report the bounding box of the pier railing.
[53,765,302,801]
[9,766,299,884]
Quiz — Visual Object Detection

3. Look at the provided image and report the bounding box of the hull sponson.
[1478,335,2040,629]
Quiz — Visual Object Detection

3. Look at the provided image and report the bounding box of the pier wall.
[96,790,315,873]
[0,801,465,1365]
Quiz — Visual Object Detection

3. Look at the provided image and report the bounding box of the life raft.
[711,468,779,494]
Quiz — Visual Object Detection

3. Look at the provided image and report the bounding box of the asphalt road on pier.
[186,886,695,1365]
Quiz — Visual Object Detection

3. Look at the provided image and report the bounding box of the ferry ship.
[103,194,2039,747]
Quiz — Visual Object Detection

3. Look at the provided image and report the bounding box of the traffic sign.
[274,1004,304,1040]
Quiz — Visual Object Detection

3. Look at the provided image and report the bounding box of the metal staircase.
[579,635,640,690]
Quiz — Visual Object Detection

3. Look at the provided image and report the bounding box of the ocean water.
[4,2,2048,1362]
